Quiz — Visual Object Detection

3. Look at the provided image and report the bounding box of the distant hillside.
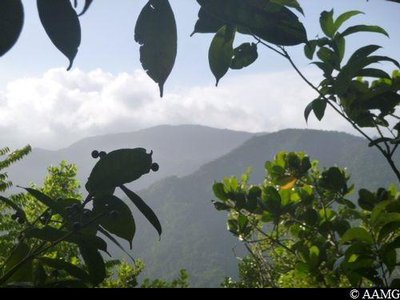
[124,129,398,287]
[7,125,253,191]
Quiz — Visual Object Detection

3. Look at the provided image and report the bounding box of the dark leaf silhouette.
[98,227,135,262]
[0,0,24,57]
[38,257,90,282]
[78,245,106,285]
[230,43,258,70]
[120,185,162,237]
[85,148,154,195]
[93,195,136,248]
[134,0,177,97]
[197,0,307,46]
[37,0,81,70]
[77,0,93,16]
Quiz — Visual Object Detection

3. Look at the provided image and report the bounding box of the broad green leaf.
[213,182,228,201]
[319,167,347,192]
[341,227,374,244]
[79,245,106,286]
[304,100,314,123]
[341,25,389,38]
[37,0,81,70]
[0,0,24,57]
[3,242,32,284]
[333,10,364,33]
[38,257,90,282]
[320,10,335,37]
[208,25,235,86]
[134,0,177,97]
[197,0,307,46]
[93,195,136,248]
[230,43,258,70]
[120,185,162,237]
[85,148,154,196]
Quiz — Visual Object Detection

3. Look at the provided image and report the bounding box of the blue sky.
[0,0,399,149]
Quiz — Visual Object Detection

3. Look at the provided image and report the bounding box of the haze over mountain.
[7,125,253,192]
[6,125,398,287]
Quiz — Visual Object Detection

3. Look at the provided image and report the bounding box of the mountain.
[124,129,398,287]
[7,125,253,191]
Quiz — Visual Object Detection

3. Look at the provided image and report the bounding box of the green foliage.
[213,151,400,287]
[0,148,161,287]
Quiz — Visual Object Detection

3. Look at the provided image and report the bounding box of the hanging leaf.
[191,7,225,36]
[3,242,33,284]
[230,42,258,70]
[77,0,93,16]
[78,245,106,286]
[98,226,136,262]
[93,196,136,248]
[208,25,236,86]
[85,148,156,196]
[134,0,177,97]
[120,185,162,237]
[0,0,24,57]
[197,0,307,46]
[37,0,81,70]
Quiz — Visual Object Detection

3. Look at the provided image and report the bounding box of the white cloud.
[0,67,358,149]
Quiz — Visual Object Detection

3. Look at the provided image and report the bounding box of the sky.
[0,0,399,150]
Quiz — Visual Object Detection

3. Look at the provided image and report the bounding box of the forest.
[1,0,400,289]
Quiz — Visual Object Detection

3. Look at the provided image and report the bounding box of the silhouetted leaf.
[98,226,135,262]
[93,195,136,248]
[79,245,106,286]
[134,0,177,97]
[213,182,228,201]
[230,43,258,70]
[38,257,90,282]
[77,0,93,16]
[208,25,235,86]
[0,0,24,57]
[120,185,162,237]
[22,187,64,215]
[197,0,307,46]
[25,226,108,253]
[191,7,225,36]
[85,148,154,196]
[3,242,32,284]
[270,0,303,14]
[341,25,389,37]
[37,0,81,70]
